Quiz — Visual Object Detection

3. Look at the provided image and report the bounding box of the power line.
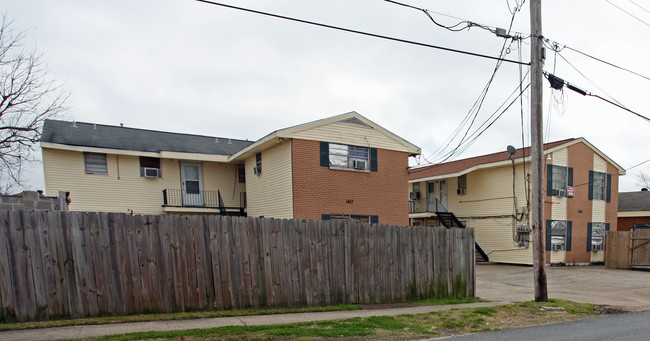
[604,0,650,27]
[629,0,650,14]
[194,0,529,65]
[409,81,531,174]
[544,72,650,123]
[628,158,650,170]
[561,45,650,83]
[427,1,526,163]
[384,0,525,37]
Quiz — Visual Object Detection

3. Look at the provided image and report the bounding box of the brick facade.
[291,139,409,226]
[547,142,619,264]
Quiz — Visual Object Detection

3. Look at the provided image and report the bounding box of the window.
[588,222,609,251]
[457,174,467,195]
[320,142,378,171]
[589,171,610,202]
[84,152,107,174]
[139,157,161,177]
[322,214,379,224]
[329,143,369,170]
[254,152,262,174]
[411,182,420,200]
[546,220,572,251]
[237,164,246,183]
[547,164,573,197]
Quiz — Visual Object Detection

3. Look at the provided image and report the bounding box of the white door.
[181,162,203,206]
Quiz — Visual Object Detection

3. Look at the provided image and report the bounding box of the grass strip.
[89,299,599,341]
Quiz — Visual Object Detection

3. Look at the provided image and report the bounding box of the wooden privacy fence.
[0,210,475,322]
[606,228,650,269]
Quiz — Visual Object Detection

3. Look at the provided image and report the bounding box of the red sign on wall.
[567,186,575,197]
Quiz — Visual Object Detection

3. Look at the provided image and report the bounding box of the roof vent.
[120,123,124,127]
[71,121,77,128]
[228,138,232,144]
[215,137,220,143]
[93,123,97,130]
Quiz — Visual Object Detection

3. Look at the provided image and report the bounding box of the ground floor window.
[546,220,572,251]
[322,214,379,224]
[588,222,609,251]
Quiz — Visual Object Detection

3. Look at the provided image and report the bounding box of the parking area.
[477,264,650,312]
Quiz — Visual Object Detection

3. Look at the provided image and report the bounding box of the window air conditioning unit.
[143,167,160,178]
[457,188,467,195]
[592,244,603,251]
[253,166,262,175]
[409,192,420,200]
[552,188,567,197]
[551,244,563,251]
[352,160,366,170]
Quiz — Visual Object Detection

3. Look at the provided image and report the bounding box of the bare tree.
[637,169,650,190]
[0,15,68,192]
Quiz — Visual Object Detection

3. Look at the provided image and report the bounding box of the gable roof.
[229,111,421,161]
[409,137,625,181]
[619,191,650,212]
[41,119,253,156]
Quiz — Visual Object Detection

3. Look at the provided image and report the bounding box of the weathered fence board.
[0,210,474,322]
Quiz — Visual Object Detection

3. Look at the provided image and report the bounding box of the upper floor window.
[238,164,246,183]
[139,157,161,178]
[330,143,369,170]
[589,171,610,201]
[254,152,262,175]
[320,142,377,171]
[457,174,467,195]
[547,164,573,197]
[84,152,107,174]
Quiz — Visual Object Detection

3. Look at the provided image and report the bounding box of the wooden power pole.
[530,0,548,302]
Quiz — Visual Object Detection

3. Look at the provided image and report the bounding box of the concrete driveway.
[477,264,650,312]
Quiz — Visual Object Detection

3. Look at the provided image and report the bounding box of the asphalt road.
[435,310,650,340]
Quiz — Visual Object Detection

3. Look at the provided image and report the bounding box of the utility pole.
[530,0,548,302]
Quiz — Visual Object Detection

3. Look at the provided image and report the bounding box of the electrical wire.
[543,71,650,123]
[604,0,650,27]
[426,1,526,164]
[384,0,528,38]
[627,158,650,170]
[629,0,650,14]
[562,46,650,83]
[409,80,532,174]
[556,52,626,107]
[193,0,529,65]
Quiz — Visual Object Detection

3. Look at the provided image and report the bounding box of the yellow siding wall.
[549,147,568,222]
[592,154,607,222]
[450,163,532,264]
[245,140,293,219]
[42,147,242,214]
[291,122,410,152]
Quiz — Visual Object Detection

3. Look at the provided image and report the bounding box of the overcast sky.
[6,0,650,194]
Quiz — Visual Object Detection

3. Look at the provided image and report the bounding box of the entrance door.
[181,162,203,206]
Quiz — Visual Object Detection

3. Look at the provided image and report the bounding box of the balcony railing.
[162,189,246,216]
[409,197,448,214]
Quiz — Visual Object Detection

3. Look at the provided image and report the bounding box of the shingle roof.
[408,138,576,180]
[619,191,650,212]
[41,119,253,156]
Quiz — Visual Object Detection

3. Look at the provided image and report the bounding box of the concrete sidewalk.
[0,301,509,341]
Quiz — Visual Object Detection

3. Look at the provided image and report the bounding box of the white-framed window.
[592,171,607,201]
[84,152,107,174]
[590,222,607,251]
[550,165,567,196]
[551,221,566,250]
[329,143,369,170]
